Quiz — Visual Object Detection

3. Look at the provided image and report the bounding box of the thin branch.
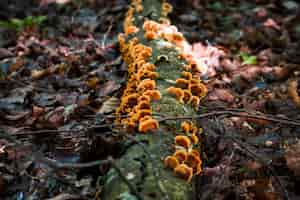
[12,123,122,136]
[211,120,290,200]
[35,154,109,169]
[158,110,300,126]
[230,135,290,200]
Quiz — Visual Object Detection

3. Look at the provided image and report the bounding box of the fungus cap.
[166,87,185,103]
[133,109,152,121]
[174,164,193,182]
[164,156,179,169]
[175,135,191,149]
[190,134,199,144]
[145,31,158,40]
[143,90,161,101]
[137,79,156,92]
[189,83,207,97]
[186,152,202,174]
[190,96,200,108]
[181,121,192,133]
[183,90,192,103]
[190,149,200,157]
[122,93,139,106]
[138,95,151,103]
[159,17,171,25]
[125,25,140,35]
[176,78,189,89]
[138,117,159,133]
[136,100,151,110]
[143,20,159,32]
[174,150,187,163]
[137,70,158,81]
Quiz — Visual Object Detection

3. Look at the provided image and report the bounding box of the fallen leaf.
[263,18,280,30]
[207,89,235,103]
[39,0,71,7]
[98,81,121,97]
[45,106,65,128]
[98,97,119,114]
[287,80,300,108]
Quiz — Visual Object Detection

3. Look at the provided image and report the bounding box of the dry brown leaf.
[98,97,120,114]
[207,88,235,103]
[263,18,280,30]
[39,0,71,7]
[287,80,300,108]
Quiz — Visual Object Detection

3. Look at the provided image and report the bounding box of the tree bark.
[102,1,205,199]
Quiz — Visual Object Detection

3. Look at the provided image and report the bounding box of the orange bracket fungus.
[104,0,208,199]
[115,0,207,181]
[174,164,193,183]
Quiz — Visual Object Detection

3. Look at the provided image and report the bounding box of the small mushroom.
[174,164,193,182]
[175,135,191,149]
[164,156,179,169]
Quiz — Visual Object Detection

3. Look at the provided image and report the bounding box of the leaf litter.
[0,0,299,199]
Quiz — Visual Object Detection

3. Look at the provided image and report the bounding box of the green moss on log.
[102,0,201,199]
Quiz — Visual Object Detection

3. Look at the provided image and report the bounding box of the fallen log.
[102,0,207,199]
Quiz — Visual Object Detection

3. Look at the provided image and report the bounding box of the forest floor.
[0,0,300,199]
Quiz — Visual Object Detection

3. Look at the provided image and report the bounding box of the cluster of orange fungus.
[166,71,206,108]
[118,0,205,183]
[143,16,214,75]
[116,0,161,133]
[164,121,202,182]
[123,0,144,35]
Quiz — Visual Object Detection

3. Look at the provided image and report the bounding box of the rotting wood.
[102,0,207,199]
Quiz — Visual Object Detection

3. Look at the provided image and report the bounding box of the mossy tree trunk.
[102,1,204,199]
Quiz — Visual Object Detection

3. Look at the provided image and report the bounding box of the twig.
[35,154,109,169]
[211,120,290,200]
[158,110,300,126]
[46,193,84,200]
[11,123,122,136]
[229,135,290,200]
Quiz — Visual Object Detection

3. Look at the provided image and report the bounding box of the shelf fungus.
[174,164,193,182]
[164,120,202,181]
[114,0,207,188]
[138,116,159,133]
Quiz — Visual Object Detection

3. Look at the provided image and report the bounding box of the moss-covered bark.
[102,0,205,199]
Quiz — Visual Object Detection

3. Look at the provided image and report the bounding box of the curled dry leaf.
[234,66,273,82]
[263,18,280,31]
[98,97,120,114]
[287,80,300,108]
[46,106,65,128]
[207,88,235,103]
